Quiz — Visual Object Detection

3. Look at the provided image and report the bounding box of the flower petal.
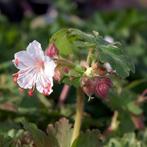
[44,56,56,77]
[27,40,44,60]
[13,50,36,70]
[36,74,53,95]
[17,67,37,89]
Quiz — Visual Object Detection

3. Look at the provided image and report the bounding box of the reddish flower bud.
[45,43,58,58]
[82,77,96,96]
[53,66,69,82]
[91,63,106,76]
[97,66,106,76]
[95,77,112,98]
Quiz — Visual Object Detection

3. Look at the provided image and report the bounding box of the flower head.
[12,40,56,96]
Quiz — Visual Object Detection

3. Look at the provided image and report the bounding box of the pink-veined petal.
[27,40,44,60]
[17,67,37,89]
[13,51,35,70]
[36,74,53,95]
[44,56,56,77]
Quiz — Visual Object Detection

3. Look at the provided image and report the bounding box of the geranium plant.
[11,28,147,147]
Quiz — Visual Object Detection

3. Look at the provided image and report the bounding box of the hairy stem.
[86,48,93,66]
[71,88,84,145]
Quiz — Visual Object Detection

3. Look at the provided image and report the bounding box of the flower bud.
[45,43,58,58]
[97,66,106,76]
[82,77,96,96]
[95,77,112,98]
[91,63,106,76]
[53,66,69,82]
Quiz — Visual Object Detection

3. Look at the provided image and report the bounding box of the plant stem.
[110,111,119,131]
[71,88,84,145]
[86,48,93,66]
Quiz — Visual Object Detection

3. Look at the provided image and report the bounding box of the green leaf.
[118,111,135,134]
[127,102,143,115]
[47,118,73,147]
[71,131,101,147]
[50,29,75,56]
[23,122,59,147]
[0,135,12,147]
[104,132,144,147]
[109,89,137,111]
[97,43,135,78]
[50,28,95,56]
[61,65,84,87]
[50,28,134,78]
[67,28,96,48]
[104,138,121,147]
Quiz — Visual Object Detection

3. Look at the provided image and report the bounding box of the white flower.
[104,36,114,43]
[12,40,56,96]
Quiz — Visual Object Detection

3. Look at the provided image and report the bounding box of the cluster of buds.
[82,76,112,99]
[81,59,113,99]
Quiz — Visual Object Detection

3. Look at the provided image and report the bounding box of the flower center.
[36,60,44,71]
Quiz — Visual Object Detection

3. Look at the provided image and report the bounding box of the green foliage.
[50,28,95,57]
[50,28,134,78]
[62,65,84,87]
[0,135,12,147]
[23,122,59,147]
[21,118,73,147]
[127,102,142,115]
[47,118,73,147]
[97,43,135,78]
[71,131,101,147]
[50,29,75,56]
[86,9,147,78]
[104,131,147,147]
